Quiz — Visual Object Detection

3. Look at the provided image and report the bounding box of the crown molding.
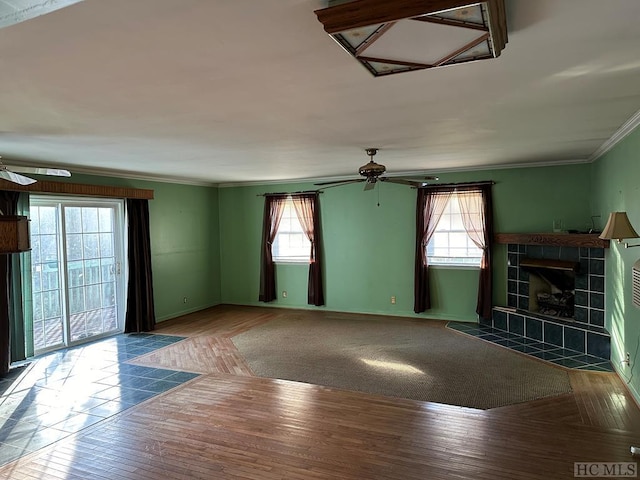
[397,157,590,176]
[25,155,593,190]
[219,174,361,188]
[589,108,640,162]
[64,165,218,187]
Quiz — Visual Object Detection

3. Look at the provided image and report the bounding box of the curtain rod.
[421,180,495,189]
[256,190,322,197]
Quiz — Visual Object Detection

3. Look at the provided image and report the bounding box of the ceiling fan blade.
[5,165,71,177]
[363,181,376,191]
[381,177,425,187]
[314,178,365,186]
[0,169,37,185]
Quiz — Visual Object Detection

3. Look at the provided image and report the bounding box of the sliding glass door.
[30,197,126,354]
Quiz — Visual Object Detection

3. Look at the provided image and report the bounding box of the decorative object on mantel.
[599,212,640,248]
[0,215,30,253]
[495,233,609,248]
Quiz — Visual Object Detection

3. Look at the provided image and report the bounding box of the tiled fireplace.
[484,234,611,360]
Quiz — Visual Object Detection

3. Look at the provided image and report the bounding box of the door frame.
[29,195,128,354]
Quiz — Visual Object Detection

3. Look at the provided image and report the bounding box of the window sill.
[274,260,309,265]
[429,264,480,270]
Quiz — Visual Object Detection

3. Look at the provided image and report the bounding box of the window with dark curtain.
[457,184,494,319]
[125,198,156,333]
[414,188,453,313]
[0,190,19,375]
[291,192,324,306]
[259,195,287,302]
[415,183,493,318]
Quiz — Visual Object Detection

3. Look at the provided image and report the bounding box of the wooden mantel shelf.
[495,233,610,248]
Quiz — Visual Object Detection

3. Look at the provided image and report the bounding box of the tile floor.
[0,333,199,466]
[448,322,613,372]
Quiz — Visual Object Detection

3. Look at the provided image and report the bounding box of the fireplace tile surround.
[449,321,613,371]
[488,241,611,361]
[507,244,605,327]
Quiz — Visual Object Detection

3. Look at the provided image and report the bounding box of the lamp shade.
[599,212,640,240]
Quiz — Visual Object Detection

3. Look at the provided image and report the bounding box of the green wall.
[219,163,592,321]
[60,174,221,322]
[50,160,594,326]
[590,126,640,401]
[39,132,640,403]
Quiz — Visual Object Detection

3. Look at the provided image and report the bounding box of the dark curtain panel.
[0,191,19,375]
[10,193,30,362]
[457,184,494,319]
[291,193,324,306]
[125,199,156,333]
[258,195,287,302]
[414,188,452,313]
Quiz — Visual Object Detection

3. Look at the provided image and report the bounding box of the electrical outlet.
[282,291,287,298]
[391,295,396,305]
[183,296,188,304]
[624,352,631,366]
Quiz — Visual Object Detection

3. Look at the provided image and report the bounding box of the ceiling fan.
[0,157,71,185]
[315,148,438,191]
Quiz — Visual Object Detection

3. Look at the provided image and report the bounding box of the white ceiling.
[0,0,639,186]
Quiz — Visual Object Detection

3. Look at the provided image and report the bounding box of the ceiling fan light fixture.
[359,148,386,178]
[314,147,438,190]
[315,0,508,77]
[359,162,386,177]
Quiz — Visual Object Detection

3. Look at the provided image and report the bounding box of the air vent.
[633,260,640,309]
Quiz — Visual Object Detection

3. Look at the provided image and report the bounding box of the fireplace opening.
[520,258,579,320]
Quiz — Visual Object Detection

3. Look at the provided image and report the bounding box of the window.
[272,197,311,263]
[427,192,483,266]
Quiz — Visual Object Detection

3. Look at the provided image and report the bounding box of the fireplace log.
[519,257,580,272]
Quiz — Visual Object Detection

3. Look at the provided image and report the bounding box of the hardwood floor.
[1,305,639,479]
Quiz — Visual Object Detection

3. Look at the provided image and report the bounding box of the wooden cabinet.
[0,216,30,253]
